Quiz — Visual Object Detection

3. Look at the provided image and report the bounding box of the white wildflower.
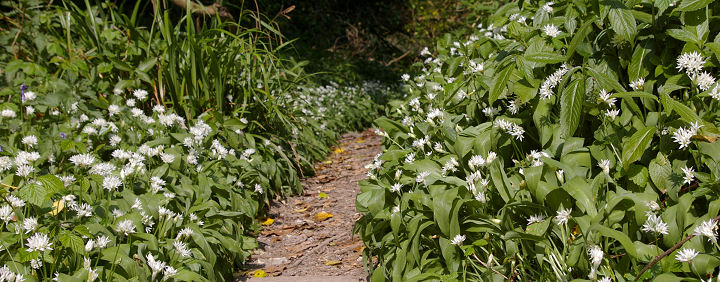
[675,248,699,262]
[450,234,466,246]
[26,233,53,252]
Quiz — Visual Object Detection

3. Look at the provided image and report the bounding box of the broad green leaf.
[591,224,638,258]
[17,183,47,207]
[621,127,656,169]
[559,79,584,138]
[525,52,567,64]
[489,64,514,104]
[608,1,637,41]
[649,153,673,194]
[588,67,626,92]
[563,177,597,217]
[676,0,715,11]
[628,43,652,81]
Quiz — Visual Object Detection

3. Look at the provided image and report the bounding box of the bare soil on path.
[237,130,382,281]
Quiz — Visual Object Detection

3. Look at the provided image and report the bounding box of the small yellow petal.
[314,212,333,221]
[261,218,274,226]
[252,270,267,277]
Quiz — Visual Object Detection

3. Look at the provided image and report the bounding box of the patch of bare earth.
[237,129,381,281]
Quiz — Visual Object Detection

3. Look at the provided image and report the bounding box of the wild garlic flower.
[173,240,191,258]
[598,277,612,282]
[675,248,699,262]
[15,165,34,177]
[177,227,193,239]
[404,153,416,164]
[642,214,669,235]
[254,184,263,194]
[555,207,572,225]
[442,158,459,175]
[508,99,521,115]
[599,89,615,106]
[605,109,620,121]
[646,201,660,211]
[26,232,53,252]
[69,153,96,167]
[598,159,611,175]
[527,214,546,225]
[542,2,554,13]
[1,109,16,118]
[693,218,718,242]
[390,183,402,193]
[102,176,122,191]
[116,220,136,236]
[676,52,705,75]
[681,166,695,185]
[694,71,716,91]
[539,64,570,99]
[21,135,37,147]
[672,127,695,149]
[108,105,120,116]
[163,266,178,280]
[494,119,525,140]
[6,195,25,208]
[416,171,431,185]
[451,234,466,246]
[482,106,499,117]
[475,191,487,203]
[588,245,604,279]
[420,47,431,56]
[629,78,645,90]
[543,24,561,37]
[22,217,38,234]
[133,89,149,100]
[468,155,486,170]
[0,157,10,172]
[146,253,167,277]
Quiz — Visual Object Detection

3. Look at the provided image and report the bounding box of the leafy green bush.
[356,0,720,280]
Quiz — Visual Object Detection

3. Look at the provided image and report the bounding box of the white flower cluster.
[539,64,570,99]
[494,119,525,140]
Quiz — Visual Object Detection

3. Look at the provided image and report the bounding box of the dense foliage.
[356,0,720,280]
[0,1,395,281]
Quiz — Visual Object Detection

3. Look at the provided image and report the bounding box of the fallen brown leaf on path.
[313,212,333,221]
[261,218,275,226]
[324,260,342,266]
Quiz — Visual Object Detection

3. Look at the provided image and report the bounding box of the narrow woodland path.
[239,129,382,281]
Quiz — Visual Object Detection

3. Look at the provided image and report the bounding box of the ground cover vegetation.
[0,0,396,281]
[356,0,720,280]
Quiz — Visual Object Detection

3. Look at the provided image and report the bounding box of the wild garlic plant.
[356,0,720,281]
[0,80,389,281]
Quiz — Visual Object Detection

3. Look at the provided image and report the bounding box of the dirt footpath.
[239,130,382,280]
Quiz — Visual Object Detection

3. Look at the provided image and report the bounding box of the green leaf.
[38,175,64,196]
[608,1,637,41]
[525,52,567,64]
[559,79,584,138]
[489,64,514,105]
[649,152,673,194]
[667,28,697,43]
[621,127,656,169]
[588,67,626,92]
[676,0,715,11]
[591,224,638,258]
[563,177,597,217]
[611,91,659,101]
[60,233,86,254]
[17,182,47,207]
[628,43,651,81]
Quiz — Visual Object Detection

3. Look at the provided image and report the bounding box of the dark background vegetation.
[102,0,490,81]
